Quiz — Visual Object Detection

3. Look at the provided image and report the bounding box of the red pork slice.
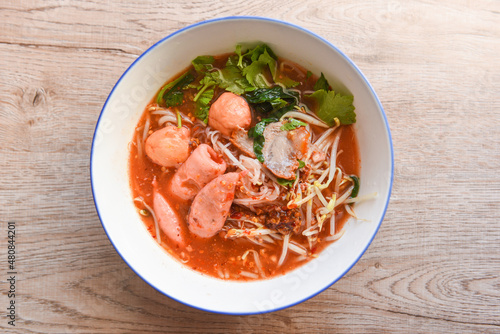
[153,181,185,247]
[169,144,226,201]
[262,122,310,180]
[145,125,190,167]
[310,148,326,163]
[208,92,252,136]
[188,172,241,238]
[229,127,256,158]
[288,127,310,158]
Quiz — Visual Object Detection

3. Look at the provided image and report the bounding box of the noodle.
[277,234,290,267]
[134,197,161,244]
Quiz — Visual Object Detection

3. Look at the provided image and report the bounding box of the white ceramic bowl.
[91,17,393,315]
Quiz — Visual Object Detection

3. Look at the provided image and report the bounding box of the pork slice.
[229,127,256,158]
[262,122,303,180]
[287,127,310,158]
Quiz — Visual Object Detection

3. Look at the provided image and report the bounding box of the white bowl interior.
[91,17,393,314]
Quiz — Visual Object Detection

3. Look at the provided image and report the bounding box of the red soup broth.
[129,52,360,280]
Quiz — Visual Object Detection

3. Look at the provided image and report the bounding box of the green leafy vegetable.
[248,118,275,138]
[257,49,277,79]
[193,75,216,102]
[242,61,270,88]
[277,177,295,187]
[280,118,307,131]
[306,71,313,79]
[156,72,194,106]
[244,44,277,62]
[275,76,299,88]
[235,45,244,68]
[194,87,214,124]
[241,46,277,88]
[298,159,306,168]
[244,86,299,114]
[350,175,360,198]
[252,136,265,163]
[164,91,183,106]
[306,89,356,125]
[245,86,297,104]
[248,118,275,163]
[192,56,215,73]
[215,58,254,94]
[314,72,330,91]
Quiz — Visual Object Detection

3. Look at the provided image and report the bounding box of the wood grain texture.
[0,0,499,333]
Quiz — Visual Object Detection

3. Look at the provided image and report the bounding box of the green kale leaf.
[244,86,299,114]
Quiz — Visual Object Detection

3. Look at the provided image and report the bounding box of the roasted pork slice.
[262,122,310,180]
[229,127,256,158]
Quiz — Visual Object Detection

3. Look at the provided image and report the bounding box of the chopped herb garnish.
[281,118,307,131]
[298,159,306,168]
[277,177,295,187]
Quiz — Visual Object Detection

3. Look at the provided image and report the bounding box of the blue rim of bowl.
[90,15,394,316]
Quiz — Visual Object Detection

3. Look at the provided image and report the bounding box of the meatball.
[208,92,251,136]
[145,125,190,167]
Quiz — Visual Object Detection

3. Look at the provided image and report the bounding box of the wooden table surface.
[1,0,499,333]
